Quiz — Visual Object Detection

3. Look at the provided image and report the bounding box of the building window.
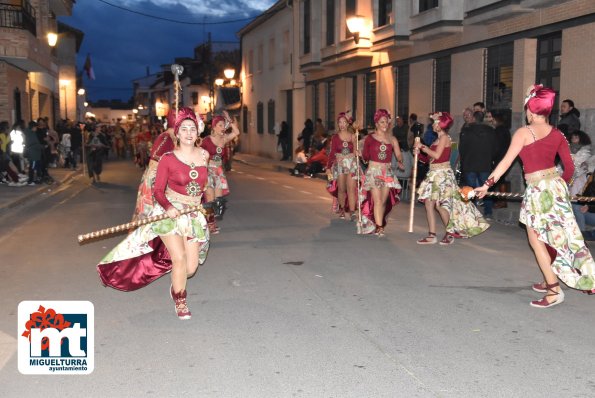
[396,65,409,120]
[313,83,319,121]
[283,30,290,64]
[486,42,513,126]
[345,0,356,39]
[257,101,264,134]
[268,99,275,134]
[365,72,377,129]
[269,37,275,69]
[248,50,254,75]
[326,0,335,46]
[326,81,335,131]
[378,0,392,27]
[242,105,248,133]
[303,0,311,54]
[258,43,264,72]
[419,0,438,12]
[433,56,451,112]
[536,32,562,123]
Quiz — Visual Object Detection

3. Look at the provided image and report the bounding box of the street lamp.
[346,15,366,44]
[84,101,88,107]
[215,78,224,87]
[77,88,85,96]
[224,69,235,79]
[47,32,58,47]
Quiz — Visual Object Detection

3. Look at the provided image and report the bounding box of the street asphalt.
[0,157,594,398]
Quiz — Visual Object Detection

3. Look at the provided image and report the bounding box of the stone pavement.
[233,152,522,224]
[0,166,82,213]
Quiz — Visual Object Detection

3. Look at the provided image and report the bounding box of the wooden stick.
[77,205,208,244]
[465,189,595,202]
[408,137,420,233]
[354,125,363,234]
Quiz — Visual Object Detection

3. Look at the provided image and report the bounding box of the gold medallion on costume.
[186,181,201,196]
[341,140,350,155]
[378,143,387,160]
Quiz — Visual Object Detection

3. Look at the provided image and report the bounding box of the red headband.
[211,115,225,129]
[524,84,556,116]
[174,107,198,136]
[336,112,353,124]
[431,112,453,131]
[374,109,391,124]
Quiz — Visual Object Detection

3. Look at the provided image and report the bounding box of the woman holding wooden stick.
[97,107,210,320]
[326,112,358,220]
[414,112,488,245]
[475,85,595,307]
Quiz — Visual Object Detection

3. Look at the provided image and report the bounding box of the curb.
[0,169,81,213]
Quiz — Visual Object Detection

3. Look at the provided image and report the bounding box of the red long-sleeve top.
[153,152,208,210]
[201,136,228,162]
[519,128,574,182]
[326,134,354,168]
[150,132,175,162]
[362,135,393,164]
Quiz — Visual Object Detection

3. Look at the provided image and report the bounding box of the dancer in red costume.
[326,112,358,220]
[414,112,488,246]
[359,109,403,236]
[97,107,210,320]
[201,111,240,234]
[476,85,595,308]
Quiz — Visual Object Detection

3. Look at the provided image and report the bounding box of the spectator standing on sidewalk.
[558,99,581,136]
[298,119,314,154]
[277,121,291,161]
[492,114,512,208]
[9,120,26,174]
[459,111,497,220]
[69,121,82,169]
[86,124,109,183]
[24,121,43,185]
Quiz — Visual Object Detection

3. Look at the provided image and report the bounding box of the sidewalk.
[0,167,82,213]
[233,152,521,223]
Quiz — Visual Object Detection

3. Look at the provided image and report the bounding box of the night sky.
[59,0,275,102]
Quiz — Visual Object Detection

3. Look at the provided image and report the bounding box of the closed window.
[313,83,319,121]
[486,42,513,126]
[326,81,335,131]
[378,0,392,27]
[419,0,438,13]
[396,65,409,121]
[257,101,264,134]
[433,56,451,112]
[268,99,275,134]
[345,0,356,39]
[326,0,335,46]
[303,0,311,54]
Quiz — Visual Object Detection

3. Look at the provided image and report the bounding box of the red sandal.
[417,232,437,245]
[532,281,547,293]
[530,282,565,308]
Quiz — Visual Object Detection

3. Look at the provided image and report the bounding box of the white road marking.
[235,171,244,174]
[282,185,294,189]
[269,181,278,184]
[300,191,312,195]
[256,177,265,180]
[318,196,332,201]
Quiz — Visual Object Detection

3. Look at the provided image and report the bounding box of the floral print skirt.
[97,198,210,291]
[417,167,489,238]
[132,161,158,221]
[207,161,230,196]
[332,154,358,179]
[520,175,595,292]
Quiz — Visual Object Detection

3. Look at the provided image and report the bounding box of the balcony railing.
[0,2,37,36]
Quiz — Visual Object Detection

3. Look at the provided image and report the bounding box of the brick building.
[0,0,80,127]
[239,0,595,190]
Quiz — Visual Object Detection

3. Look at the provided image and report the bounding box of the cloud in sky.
[59,0,275,102]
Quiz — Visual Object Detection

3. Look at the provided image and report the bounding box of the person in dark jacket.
[298,119,314,154]
[24,121,43,185]
[277,121,291,161]
[459,111,497,219]
[558,99,581,136]
[69,120,82,169]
